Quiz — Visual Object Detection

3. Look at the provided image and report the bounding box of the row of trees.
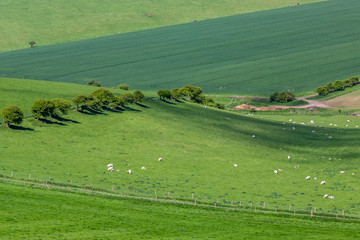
[316,76,359,96]
[270,91,296,103]
[157,85,225,109]
[1,89,145,127]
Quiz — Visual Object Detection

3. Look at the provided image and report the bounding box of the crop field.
[1,182,360,239]
[0,0,323,52]
[1,79,360,219]
[0,0,359,95]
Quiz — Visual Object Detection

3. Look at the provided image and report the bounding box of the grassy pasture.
[0,0,358,95]
[0,0,323,52]
[1,183,360,239]
[1,78,360,217]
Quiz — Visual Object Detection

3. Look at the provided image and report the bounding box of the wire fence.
[1,172,359,222]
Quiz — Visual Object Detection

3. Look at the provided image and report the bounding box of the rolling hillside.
[1,78,360,217]
[0,0,359,95]
[0,0,323,52]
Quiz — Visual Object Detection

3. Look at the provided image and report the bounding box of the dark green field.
[0,0,359,95]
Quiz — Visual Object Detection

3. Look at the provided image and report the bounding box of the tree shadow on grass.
[161,99,176,105]
[124,106,142,112]
[40,118,67,126]
[135,103,150,108]
[78,108,106,115]
[9,125,34,131]
[102,106,124,113]
[52,115,80,124]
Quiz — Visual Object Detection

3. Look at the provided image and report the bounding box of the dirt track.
[270,94,331,109]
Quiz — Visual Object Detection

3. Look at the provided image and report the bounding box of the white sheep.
[305,176,310,180]
[323,194,328,198]
[292,127,295,130]
[340,171,344,174]
[329,196,335,199]
[346,125,349,127]
[278,169,282,171]
[314,177,317,180]
[320,181,326,185]
[274,170,278,174]
[126,169,132,174]
[205,106,207,109]
[107,167,114,171]
[312,130,316,133]
[334,124,337,127]
[352,173,355,175]
[252,135,256,138]
[288,156,291,160]
[234,164,238,167]
[116,169,120,172]
[347,120,350,123]
[158,157,163,161]
[310,120,314,124]
[141,167,146,170]
[356,125,358,128]
[107,164,113,167]
[328,136,333,139]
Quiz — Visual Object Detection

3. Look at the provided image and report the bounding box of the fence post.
[10,172,13,177]
[254,207,256,212]
[112,186,114,191]
[168,192,170,198]
[195,200,197,206]
[192,193,194,200]
[314,207,316,213]
[214,203,216,208]
[289,204,291,211]
[250,202,253,207]
[29,174,31,180]
[336,213,338,219]
[294,210,296,216]
[240,202,242,207]
[263,202,266,208]
[311,210,313,217]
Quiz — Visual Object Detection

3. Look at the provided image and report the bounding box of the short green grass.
[1,78,360,217]
[0,0,323,52]
[1,182,359,239]
[0,0,358,95]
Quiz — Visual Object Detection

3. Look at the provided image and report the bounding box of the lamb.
[288,156,291,160]
[320,181,326,185]
[107,167,114,171]
[323,194,328,198]
[107,164,113,167]
[340,171,345,174]
[158,158,163,161]
[252,135,256,138]
[305,176,310,180]
[329,196,335,199]
[234,164,238,167]
[274,170,278,174]
[141,167,146,170]
[126,169,132,174]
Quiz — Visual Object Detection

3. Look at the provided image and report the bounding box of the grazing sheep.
[346,125,349,127]
[141,167,146,170]
[305,176,310,180]
[234,164,238,167]
[126,169,132,174]
[252,135,256,138]
[116,169,120,172]
[310,120,314,124]
[356,125,358,128]
[340,171,345,173]
[274,170,278,174]
[107,164,113,167]
[347,120,350,123]
[158,157,163,161]
[329,123,333,126]
[288,156,291,159]
[329,196,335,199]
[352,173,355,175]
[320,181,326,185]
[289,119,292,122]
[334,124,337,127]
[328,136,333,139]
[312,130,316,133]
[107,167,114,171]
[205,106,207,109]
[278,169,283,171]
[314,177,317,180]
[323,194,328,198]
[292,127,295,130]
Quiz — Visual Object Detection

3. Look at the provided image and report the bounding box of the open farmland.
[0,0,359,95]
[1,78,360,218]
[1,182,360,239]
[0,0,323,52]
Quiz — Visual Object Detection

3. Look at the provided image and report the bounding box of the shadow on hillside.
[102,107,124,113]
[9,125,34,131]
[124,106,141,112]
[135,103,149,108]
[40,118,67,126]
[52,115,80,124]
[161,99,176,105]
[174,99,184,103]
[78,108,106,115]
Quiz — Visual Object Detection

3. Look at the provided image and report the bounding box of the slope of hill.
[0,0,358,95]
[0,0,323,52]
[1,78,360,217]
[1,182,359,239]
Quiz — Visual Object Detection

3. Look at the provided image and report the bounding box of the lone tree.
[1,105,24,127]
[118,83,130,90]
[31,99,55,119]
[29,40,36,48]
[133,90,145,103]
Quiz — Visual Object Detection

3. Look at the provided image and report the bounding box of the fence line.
[1,174,359,222]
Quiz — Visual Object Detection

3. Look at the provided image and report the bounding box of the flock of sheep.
[106,158,162,174]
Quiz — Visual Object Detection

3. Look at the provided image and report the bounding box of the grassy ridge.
[0,0,323,52]
[0,0,358,95]
[1,78,360,216]
[1,182,359,239]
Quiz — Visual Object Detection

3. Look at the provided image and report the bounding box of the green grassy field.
[0,0,323,53]
[1,78,360,217]
[1,182,359,239]
[0,0,358,95]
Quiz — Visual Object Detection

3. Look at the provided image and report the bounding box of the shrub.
[118,83,130,90]
[157,90,172,100]
[91,88,116,107]
[332,80,344,91]
[270,92,279,102]
[133,90,145,103]
[171,88,181,100]
[50,98,71,115]
[316,86,328,96]
[86,80,101,87]
[211,103,225,109]
[203,97,214,106]
[31,99,55,119]
[1,105,24,126]
[119,93,135,104]
[275,91,295,102]
[72,94,101,111]
[180,85,202,101]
